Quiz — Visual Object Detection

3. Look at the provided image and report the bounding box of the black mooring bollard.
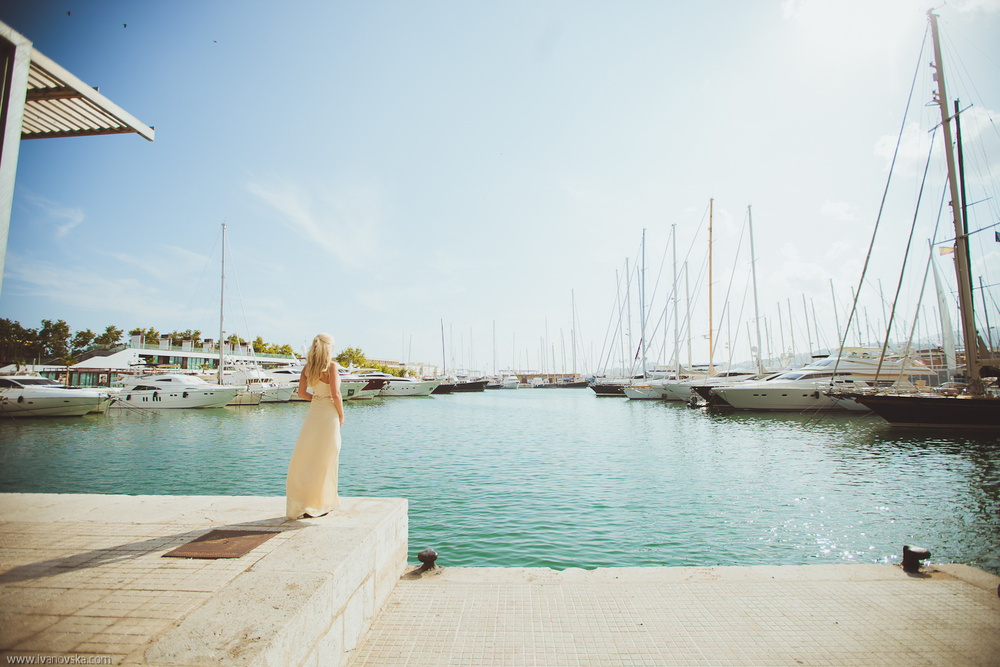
[414,548,438,574]
[902,545,930,573]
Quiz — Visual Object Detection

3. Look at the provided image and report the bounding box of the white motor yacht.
[202,363,296,403]
[502,376,520,389]
[660,370,761,402]
[710,349,935,412]
[114,374,240,409]
[0,376,108,417]
[350,370,438,397]
[265,365,308,401]
[339,373,389,400]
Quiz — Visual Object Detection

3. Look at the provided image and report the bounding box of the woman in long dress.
[286,333,345,520]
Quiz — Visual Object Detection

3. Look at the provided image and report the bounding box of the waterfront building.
[0,334,299,387]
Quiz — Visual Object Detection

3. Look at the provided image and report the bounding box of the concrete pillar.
[0,24,31,297]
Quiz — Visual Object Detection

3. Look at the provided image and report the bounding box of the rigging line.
[836,23,928,378]
[708,209,750,370]
[876,126,938,382]
[180,230,221,333]
[643,229,674,345]
[225,234,256,362]
[596,269,623,375]
[896,246,937,389]
[940,22,999,137]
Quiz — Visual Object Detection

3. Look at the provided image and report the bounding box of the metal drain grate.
[163,529,279,559]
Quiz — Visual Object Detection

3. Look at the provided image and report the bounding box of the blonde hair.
[304,333,335,387]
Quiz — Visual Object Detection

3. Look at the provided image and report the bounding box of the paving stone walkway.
[350,564,1000,666]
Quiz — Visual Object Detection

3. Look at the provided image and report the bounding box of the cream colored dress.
[285,378,341,519]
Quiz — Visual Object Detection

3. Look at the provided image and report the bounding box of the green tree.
[0,318,34,362]
[94,325,124,347]
[39,319,71,359]
[336,347,368,369]
[58,354,75,383]
[71,329,96,355]
[271,343,294,357]
[252,336,266,353]
[129,327,159,344]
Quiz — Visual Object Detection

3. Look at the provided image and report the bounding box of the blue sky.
[1,0,998,373]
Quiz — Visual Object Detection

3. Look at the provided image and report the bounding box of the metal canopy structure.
[0,19,153,296]
[22,48,154,141]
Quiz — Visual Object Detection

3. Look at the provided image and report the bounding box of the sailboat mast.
[672,224,679,379]
[571,290,578,376]
[928,10,982,392]
[639,229,647,378]
[748,206,764,374]
[625,257,633,373]
[440,319,446,374]
[218,222,226,385]
[708,198,714,373]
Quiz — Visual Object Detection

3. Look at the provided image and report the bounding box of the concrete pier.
[2,493,998,666]
[0,494,408,666]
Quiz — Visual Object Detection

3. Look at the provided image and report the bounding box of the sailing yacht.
[842,11,1000,428]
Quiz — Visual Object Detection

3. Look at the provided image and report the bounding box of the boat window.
[0,378,17,388]
[773,373,805,381]
[12,377,59,386]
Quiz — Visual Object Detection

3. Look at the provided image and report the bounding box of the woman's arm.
[331,361,345,426]
[297,369,311,401]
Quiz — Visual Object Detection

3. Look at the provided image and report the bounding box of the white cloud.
[20,192,84,239]
[821,201,859,222]
[112,245,213,283]
[950,0,1000,12]
[4,253,182,323]
[244,177,390,268]
[873,121,935,175]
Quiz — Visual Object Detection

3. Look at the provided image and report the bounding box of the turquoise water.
[1,390,997,573]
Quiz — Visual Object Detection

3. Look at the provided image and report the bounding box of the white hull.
[113,373,242,409]
[709,350,932,412]
[260,385,296,403]
[660,378,706,401]
[229,390,263,406]
[0,389,103,417]
[114,386,239,409]
[378,380,440,397]
[711,380,869,412]
[204,364,295,403]
[623,385,663,400]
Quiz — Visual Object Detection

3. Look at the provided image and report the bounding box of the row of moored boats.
[593,347,965,413]
[0,364,474,418]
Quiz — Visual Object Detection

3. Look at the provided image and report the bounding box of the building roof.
[21,47,154,141]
